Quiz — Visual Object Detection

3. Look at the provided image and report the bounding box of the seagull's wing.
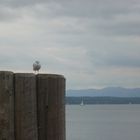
[33,63,37,70]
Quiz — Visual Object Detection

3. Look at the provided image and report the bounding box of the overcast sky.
[0,0,140,89]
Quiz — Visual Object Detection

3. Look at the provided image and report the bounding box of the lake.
[66,105,140,140]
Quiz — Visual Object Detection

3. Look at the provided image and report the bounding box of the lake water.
[66,105,140,140]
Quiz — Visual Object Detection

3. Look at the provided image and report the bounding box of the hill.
[66,87,140,97]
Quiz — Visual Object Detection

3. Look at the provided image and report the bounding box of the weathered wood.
[0,72,66,140]
[14,73,38,140]
[0,71,15,140]
[37,74,66,140]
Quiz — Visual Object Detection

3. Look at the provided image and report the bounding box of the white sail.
[80,100,84,106]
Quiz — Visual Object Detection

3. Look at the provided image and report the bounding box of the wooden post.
[0,71,15,140]
[37,74,66,140]
[14,73,38,140]
[0,72,66,140]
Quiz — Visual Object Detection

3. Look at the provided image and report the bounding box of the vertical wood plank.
[0,71,15,140]
[37,74,66,140]
[14,73,38,140]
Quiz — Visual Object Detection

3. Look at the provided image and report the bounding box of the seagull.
[33,61,41,74]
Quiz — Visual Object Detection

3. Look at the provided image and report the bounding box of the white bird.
[33,61,41,74]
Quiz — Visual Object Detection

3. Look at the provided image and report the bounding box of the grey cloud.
[0,0,47,21]
[0,7,20,21]
[34,0,140,37]
[50,0,140,38]
[44,0,140,19]
[0,0,47,8]
[1,0,138,19]
[88,46,140,68]
[105,54,140,67]
[96,19,140,36]
[1,0,140,32]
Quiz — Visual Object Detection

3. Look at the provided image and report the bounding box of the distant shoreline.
[66,96,140,105]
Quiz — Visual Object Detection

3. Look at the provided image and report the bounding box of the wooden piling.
[0,72,66,140]
[0,71,14,140]
[14,73,38,140]
[37,74,66,140]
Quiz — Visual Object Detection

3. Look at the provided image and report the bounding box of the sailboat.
[80,98,84,106]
